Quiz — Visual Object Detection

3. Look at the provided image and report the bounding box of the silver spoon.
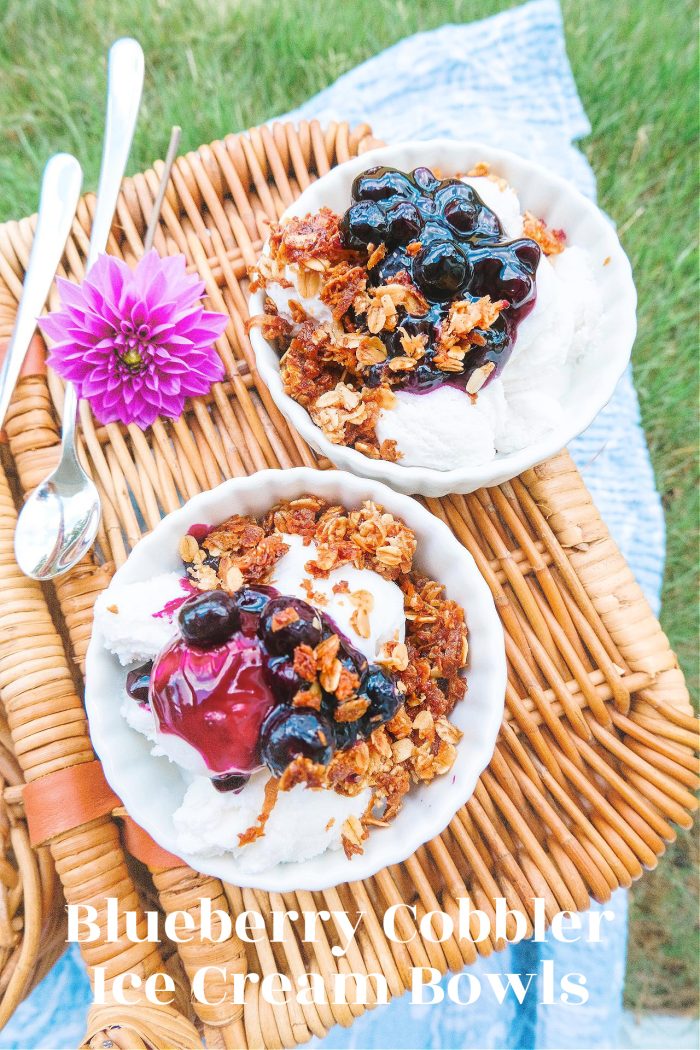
[15,37,144,580]
[0,153,82,430]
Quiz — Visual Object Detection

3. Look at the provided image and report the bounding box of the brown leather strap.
[0,333,47,442]
[0,332,47,376]
[23,760,120,846]
[121,815,183,871]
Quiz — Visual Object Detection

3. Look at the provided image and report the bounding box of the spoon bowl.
[14,448,100,580]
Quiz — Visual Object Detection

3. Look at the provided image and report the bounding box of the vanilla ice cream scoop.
[94,571,191,665]
[270,533,405,661]
[266,265,333,324]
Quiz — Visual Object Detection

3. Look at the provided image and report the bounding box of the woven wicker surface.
[0,598,67,1031]
[0,121,696,1049]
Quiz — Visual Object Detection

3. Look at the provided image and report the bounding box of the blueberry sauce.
[340,166,541,393]
[153,578,196,621]
[150,633,276,776]
[144,584,404,782]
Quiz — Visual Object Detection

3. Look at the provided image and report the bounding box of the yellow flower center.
[122,348,143,371]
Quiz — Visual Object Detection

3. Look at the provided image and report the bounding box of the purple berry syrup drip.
[340,166,541,393]
[126,584,402,791]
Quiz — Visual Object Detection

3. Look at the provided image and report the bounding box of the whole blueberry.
[411,166,441,193]
[407,360,446,390]
[260,707,335,776]
[513,240,542,273]
[468,239,540,310]
[341,201,388,249]
[126,661,153,703]
[332,716,371,751]
[364,362,387,388]
[178,590,240,648]
[352,166,416,203]
[471,208,503,242]
[384,200,423,247]
[416,240,469,297]
[260,596,323,656]
[212,772,249,794]
[360,667,403,727]
[436,182,481,236]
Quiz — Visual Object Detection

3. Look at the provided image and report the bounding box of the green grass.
[0,0,697,1015]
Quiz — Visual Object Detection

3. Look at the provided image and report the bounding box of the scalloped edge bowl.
[248,139,636,497]
[85,468,506,892]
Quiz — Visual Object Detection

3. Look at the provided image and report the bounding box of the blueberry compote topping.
[340,166,541,392]
[143,584,404,787]
[150,632,276,777]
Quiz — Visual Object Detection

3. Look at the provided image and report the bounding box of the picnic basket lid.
[0,121,696,1048]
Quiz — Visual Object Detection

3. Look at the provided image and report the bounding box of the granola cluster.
[178,496,468,856]
[250,161,566,463]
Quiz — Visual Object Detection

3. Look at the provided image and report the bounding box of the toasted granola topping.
[466,361,496,394]
[465,161,508,190]
[267,208,350,268]
[522,211,566,255]
[341,814,367,857]
[398,328,428,359]
[279,756,327,792]
[356,337,388,367]
[222,563,244,593]
[386,706,413,739]
[293,644,317,682]
[335,696,370,723]
[292,683,322,710]
[237,778,279,846]
[349,588,374,640]
[366,243,387,270]
[270,606,300,632]
[179,534,200,562]
[319,263,367,320]
[378,639,409,672]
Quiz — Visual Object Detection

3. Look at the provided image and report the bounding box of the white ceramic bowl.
[85,468,506,891]
[248,139,637,497]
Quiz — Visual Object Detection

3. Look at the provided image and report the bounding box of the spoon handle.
[61,37,145,451]
[0,154,82,429]
[87,38,145,271]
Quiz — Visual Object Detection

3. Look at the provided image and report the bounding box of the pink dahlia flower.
[39,250,227,428]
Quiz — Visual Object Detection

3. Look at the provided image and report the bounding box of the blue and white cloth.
[0,2,664,1047]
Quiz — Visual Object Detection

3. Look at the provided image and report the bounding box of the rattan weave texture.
[0,122,696,1049]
